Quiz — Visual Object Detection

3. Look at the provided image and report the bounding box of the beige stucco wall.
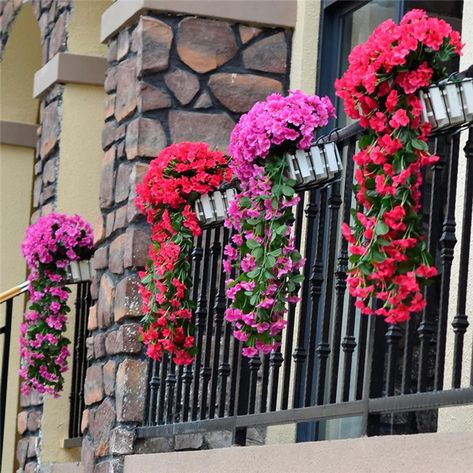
[125,431,473,473]
[67,0,109,57]
[437,0,473,433]
[0,3,41,472]
[289,0,321,92]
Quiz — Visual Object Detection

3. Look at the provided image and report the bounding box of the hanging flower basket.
[195,187,237,226]
[420,76,473,130]
[65,259,95,283]
[285,141,343,189]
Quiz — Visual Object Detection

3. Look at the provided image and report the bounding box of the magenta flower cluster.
[224,91,336,357]
[20,213,93,396]
[229,90,336,181]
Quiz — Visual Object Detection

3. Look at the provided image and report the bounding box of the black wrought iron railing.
[0,281,28,466]
[68,280,92,440]
[138,92,473,443]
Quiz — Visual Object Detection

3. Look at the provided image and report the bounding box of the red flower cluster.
[136,142,231,365]
[335,10,462,324]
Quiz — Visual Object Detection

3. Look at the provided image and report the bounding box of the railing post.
[234,354,250,445]
[0,299,13,466]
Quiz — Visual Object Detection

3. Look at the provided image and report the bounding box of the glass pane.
[337,0,397,127]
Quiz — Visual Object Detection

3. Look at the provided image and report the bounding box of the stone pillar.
[85,9,291,472]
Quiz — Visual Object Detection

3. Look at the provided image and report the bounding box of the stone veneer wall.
[82,12,291,473]
[2,1,73,472]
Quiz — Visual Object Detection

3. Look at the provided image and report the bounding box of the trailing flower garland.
[335,10,463,323]
[136,142,231,365]
[20,213,93,396]
[224,91,336,357]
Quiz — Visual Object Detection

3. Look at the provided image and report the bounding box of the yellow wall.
[289,0,321,92]
[56,84,103,224]
[0,3,41,123]
[67,0,109,56]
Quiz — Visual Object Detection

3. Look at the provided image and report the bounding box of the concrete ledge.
[101,0,297,42]
[33,53,107,98]
[125,431,473,473]
[0,121,37,148]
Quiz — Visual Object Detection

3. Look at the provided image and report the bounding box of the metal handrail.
[0,281,29,304]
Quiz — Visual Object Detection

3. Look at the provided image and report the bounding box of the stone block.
[119,323,142,353]
[169,111,234,152]
[97,273,115,328]
[109,233,125,274]
[204,430,233,449]
[93,247,108,271]
[114,163,131,203]
[135,16,173,75]
[134,437,173,454]
[243,32,288,74]
[116,359,148,422]
[125,118,167,160]
[89,398,116,457]
[177,18,237,73]
[94,333,106,359]
[39,101,59,159]
[175,433,204,451]
[17,411,28,435]
[239,25,262,44]
[27,410,42,432]
[84,364,104,406]
[116,29,129,60]
[110,427,135,455]
[115,59,137,122]
[208,73,283,113]
[113,205,128,232]
[114,276,142,322]
[103,360,116,396]
[99,146,116,209]
[137,82,171,112]
[164,68,200,105]
[123,227,150,269]
[88,304,98,331]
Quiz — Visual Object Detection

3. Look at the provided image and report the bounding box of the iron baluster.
[281,193,305,410]
[435,133,460,390]
[200,227,221,420]
[192,230,212,420]
[452,127,472,388]
[316,182,342,406]
[329,139,355,404]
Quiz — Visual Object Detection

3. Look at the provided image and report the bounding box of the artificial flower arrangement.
[20,213,93,396]
[335,9,463,323]
[224,90,336,357]
[135,142,232,365]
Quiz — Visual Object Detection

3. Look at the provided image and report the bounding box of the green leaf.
[246,239,260,250]
[359,133,375,149]
[292,274,305,283]
[239,197,251,208]
[275,224,288,236]
[247,268,260,279]
[252,247,264,260]
[375,221,389,236]
[371,250,385,263]
[411,139,428,151]
[282,185,295,197]
[247,218,260,225]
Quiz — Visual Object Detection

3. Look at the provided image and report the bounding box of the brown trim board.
[101,0,297,42]
[33,53,107,98]
[0,121,37,148]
